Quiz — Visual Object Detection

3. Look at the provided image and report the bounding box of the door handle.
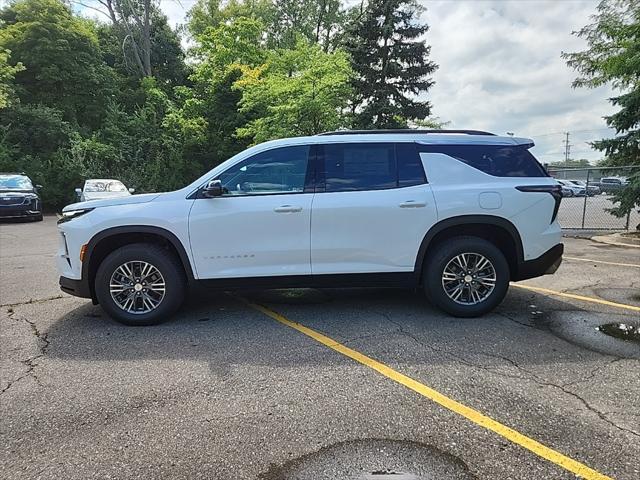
[399,200,426,208]
[274,205,302,213]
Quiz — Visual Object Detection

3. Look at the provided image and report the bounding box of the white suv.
[57,130,563,325]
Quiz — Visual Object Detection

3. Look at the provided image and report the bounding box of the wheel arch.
[414,215,524,281]
[83,226,195,301]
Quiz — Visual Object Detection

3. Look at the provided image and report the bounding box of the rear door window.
[317,142,427,192]
[418,144,548,177]
[318,143,397,192]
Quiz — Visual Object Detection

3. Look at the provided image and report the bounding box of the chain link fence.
[546,165,639,230]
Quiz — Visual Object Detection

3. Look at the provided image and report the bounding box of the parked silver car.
[567,180,600,196]
[75,179,134,202]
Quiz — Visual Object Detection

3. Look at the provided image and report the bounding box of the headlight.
[22,195,38,205]
[57,208,93,224]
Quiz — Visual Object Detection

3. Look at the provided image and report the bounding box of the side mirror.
[36,184,43,189]
[202,179,223,198]
[74,188,82,194]
[128,188,135,193]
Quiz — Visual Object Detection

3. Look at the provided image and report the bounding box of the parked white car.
[57,130,563,325]
[75,179,134,202]
[555,179,586,197]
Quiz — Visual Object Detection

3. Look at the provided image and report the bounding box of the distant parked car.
[556,179,586,197]
[567,180,600,196]
[0,172,43,221]
[76,179,134,202]
[598,176,628,194]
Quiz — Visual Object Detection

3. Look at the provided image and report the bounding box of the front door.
[188,145,313,279]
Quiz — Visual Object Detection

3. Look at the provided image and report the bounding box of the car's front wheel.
[424,236,510,317]
[95,243,186,326]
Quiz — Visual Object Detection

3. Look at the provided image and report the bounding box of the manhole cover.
[598,322,640,343]
[259,439,475,480]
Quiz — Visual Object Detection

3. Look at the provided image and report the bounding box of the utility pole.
[562,132,571,166]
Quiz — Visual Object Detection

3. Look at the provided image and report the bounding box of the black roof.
[317,129,496,136]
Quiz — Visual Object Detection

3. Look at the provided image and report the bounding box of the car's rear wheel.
[424,236,510,317]
[95,243,186,326]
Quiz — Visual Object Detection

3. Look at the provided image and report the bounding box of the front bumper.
[0,205,41,218]
[59,276,92,299]
[514,243,563,281]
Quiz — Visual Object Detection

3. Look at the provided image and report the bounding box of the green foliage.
[345,0,437,128]
[0,0,115,130]
[235,40,353,143]
[548,158,593,168]
[0,103,80,207]
[0,48,24,108]
[563,0,640,221]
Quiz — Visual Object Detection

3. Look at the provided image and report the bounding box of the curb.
[591,233,640,249]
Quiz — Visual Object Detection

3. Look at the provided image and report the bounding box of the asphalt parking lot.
[1,216,639,480]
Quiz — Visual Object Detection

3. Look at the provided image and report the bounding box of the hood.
[0,190,36,197]
[63,193,161,212]
[82,191,131,202]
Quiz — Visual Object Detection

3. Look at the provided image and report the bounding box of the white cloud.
[422,0,616,163]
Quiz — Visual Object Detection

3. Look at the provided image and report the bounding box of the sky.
[31,0,620,164]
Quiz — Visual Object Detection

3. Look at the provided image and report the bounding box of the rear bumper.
[59,276,92,299]
[514,243,563,281]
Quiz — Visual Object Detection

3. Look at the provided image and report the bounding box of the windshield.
[0,174,34,191]
[84,180,127,193]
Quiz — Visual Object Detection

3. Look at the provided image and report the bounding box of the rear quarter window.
[418,144,548,177]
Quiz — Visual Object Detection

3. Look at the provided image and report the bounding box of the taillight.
[515,185,562,223]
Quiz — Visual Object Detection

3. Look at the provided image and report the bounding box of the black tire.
[95,243,186,326]
[423,236,510,317]
[33,214,43,222]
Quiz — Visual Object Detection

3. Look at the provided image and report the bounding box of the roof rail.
[317,129,496,136]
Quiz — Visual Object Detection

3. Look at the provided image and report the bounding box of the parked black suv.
[0,173,43,221]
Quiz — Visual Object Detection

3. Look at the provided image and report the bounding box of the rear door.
[310,142,437,274]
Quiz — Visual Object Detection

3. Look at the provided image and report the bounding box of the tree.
[345,0,437,129]
[175,16,268,167]
[186,0,274,40]
[96,9,188,99]
[266,0,345,51]
[0,0,114,130]
[0,48,24,109]
[563,0,640,221]
[235,40,353,143]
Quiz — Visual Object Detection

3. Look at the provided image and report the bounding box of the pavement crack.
[495,311,538,330]
[376,312,640,440]
[1,294,64,308]
[1,307,50,395]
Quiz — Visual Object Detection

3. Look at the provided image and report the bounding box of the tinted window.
[319,143,396,192]
[218,146,309,195]
[396,142,427,187]
[418,144,548,177]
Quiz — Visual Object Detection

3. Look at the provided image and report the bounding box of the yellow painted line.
[243,299,613,480]
[511,283,640,312]
[564,256,640,268]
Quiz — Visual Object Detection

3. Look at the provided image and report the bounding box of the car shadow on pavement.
[42,286,638,369]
